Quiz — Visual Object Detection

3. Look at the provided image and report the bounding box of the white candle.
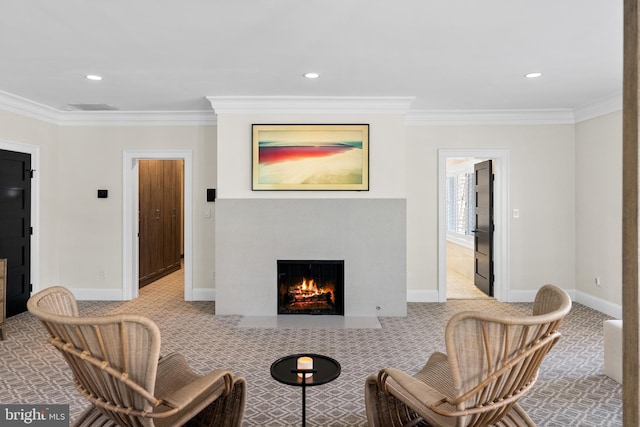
[297,356,313,378]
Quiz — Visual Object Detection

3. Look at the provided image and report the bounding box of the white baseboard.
[575,290,621,319]
[57,287,215,302]
[64,286,621,319]
[510,288,620,318]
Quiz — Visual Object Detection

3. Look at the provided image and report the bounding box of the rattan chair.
[27,286,246,427]
[365,284,572,427]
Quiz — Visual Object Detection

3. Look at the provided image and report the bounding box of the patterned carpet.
[0,268,622,426]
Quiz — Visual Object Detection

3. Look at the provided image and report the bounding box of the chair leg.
[187,377,247,427]
[365,375,429,427]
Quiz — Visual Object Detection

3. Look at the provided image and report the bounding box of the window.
[446,159,479,247]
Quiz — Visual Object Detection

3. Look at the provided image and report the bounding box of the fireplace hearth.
[277,260,344,315]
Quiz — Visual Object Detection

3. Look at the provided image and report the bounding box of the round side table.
[270,353,341,427]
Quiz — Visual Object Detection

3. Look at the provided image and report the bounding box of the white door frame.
[0,139,40,292]
[438,149,510,302]
[123,150,193,300]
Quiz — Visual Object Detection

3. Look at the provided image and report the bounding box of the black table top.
[270,353,341,387]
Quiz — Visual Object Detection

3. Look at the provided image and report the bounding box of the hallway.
[446,267,491,300]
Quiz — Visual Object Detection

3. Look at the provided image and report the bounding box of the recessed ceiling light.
[525,72,543,78]
[303,72,320,79]
[85,74,103,81]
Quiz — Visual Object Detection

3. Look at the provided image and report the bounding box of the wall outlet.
[595,276,601,286]
[99,270,107,280]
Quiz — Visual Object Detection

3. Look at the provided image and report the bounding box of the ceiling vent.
[64,104,119,111]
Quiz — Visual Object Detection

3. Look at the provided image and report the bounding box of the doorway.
[122,150,193,301]
[0,149,31,316]
[0,140,39,306]
[438,150,509,302]
[138,159,184,288]
[444,157,492,299]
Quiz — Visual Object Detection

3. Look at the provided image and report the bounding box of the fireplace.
[277,260,344,315]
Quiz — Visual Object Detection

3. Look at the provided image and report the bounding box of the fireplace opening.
[277,260,344,315]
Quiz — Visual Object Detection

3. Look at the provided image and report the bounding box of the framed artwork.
[252,124,369,191]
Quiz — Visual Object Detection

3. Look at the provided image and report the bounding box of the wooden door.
[138,160,182,287]
[474,160,494,297]
[162,160,181,271]
[0,150,31,316]
[139,160,162,283]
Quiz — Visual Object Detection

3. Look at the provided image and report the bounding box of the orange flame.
[290,278,335,303]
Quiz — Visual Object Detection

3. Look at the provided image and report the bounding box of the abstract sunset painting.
[252,124,369,190]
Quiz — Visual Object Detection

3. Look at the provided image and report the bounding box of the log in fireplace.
[277,260,344,315]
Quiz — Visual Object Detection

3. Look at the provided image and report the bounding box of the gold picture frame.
[252,124,369,191]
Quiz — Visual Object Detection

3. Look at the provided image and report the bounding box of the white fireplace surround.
[214,198,407,317]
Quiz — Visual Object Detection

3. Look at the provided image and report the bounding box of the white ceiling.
[0,0,622,115]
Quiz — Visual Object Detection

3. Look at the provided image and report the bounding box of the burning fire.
[301,278,316,293]
[290,278,335,304]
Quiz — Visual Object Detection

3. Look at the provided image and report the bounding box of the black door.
[0,150,31,317]
[474,160,494,297]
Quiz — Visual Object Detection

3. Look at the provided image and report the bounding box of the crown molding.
[0,90,216,126]
[405,93,623,126]
[405,109,576,126]
[206,96,416,115]
[0,90,623,126]
[573,93,622,123]
[56,110,216,126]
[0,89,62,125]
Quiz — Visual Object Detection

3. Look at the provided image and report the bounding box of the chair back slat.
[366,284,571,427]
[28,285,247,427]
[28,286,164,427]
[442,284,571,426]
[34,288,79,317]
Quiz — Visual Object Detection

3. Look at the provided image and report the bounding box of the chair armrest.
[379,367,448,407]
[161,369,233,410]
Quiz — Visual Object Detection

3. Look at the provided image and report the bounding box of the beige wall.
[55,125,217,294]
[406,124,577,298]
[0,111,217,296]
[575,111,622,315]
[0,107,625,316]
